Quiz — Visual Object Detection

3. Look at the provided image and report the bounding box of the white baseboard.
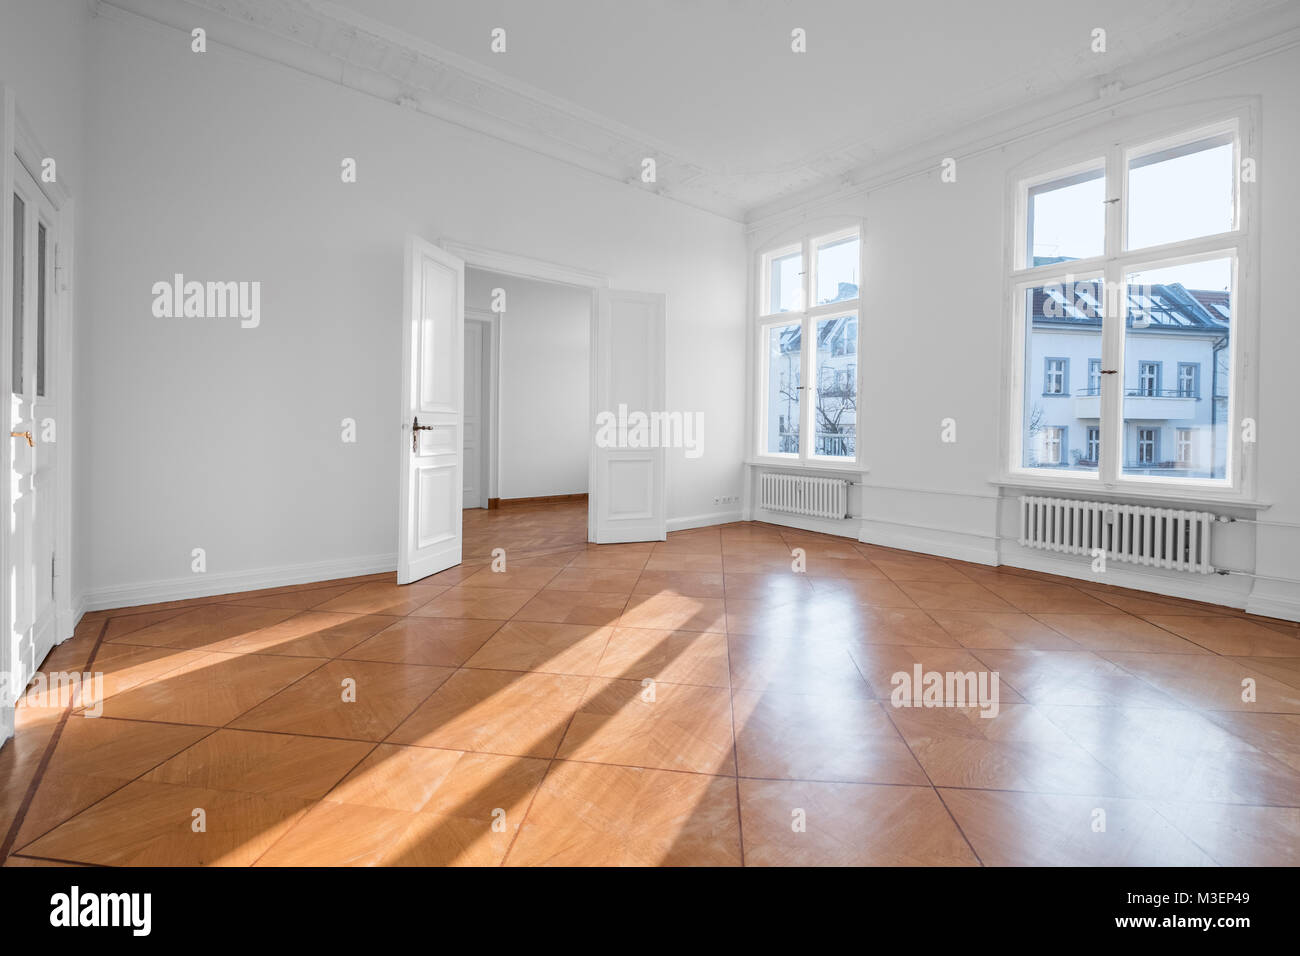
[752,508,859,539]
[80,552,398,613]
[1244,581,1300,623]
[667,510,743,532]
[58,598,84,642]
[1001,547,1251,610]
[858,518,1000,565]
[1244,594,1300,623]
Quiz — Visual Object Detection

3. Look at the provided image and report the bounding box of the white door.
[6,162,58,694]
[590,289,666,543]
[397,237,465,584]
[462,319,485,508]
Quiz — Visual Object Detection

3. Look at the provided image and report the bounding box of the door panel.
[398,238,464,584]
[7,162,57,693]
[590,290,666,543]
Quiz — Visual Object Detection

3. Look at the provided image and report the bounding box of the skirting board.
[667,510,743,532]
[752,508,859,539]
[1245,594,1300,623]
[496,493,588,506]
[1243,580,1300,623]
[1000,547,1253,612]
[858,519,1000,566]
[79,552,399,614]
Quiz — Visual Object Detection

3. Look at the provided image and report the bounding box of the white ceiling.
[324,0,1289,211]
[157,0,1298,217]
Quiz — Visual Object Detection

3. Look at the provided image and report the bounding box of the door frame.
[0,86,76,740]
[464,306,498,509]
[439,240,609,536]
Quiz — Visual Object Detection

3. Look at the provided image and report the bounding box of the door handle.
[11,431,32,447]
[411,416,434,452]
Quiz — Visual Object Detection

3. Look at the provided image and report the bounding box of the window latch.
[1100,369,1119,375]
[1103,197,1121,204]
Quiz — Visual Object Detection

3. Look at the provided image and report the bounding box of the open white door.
[397,237,465,584]
[590,289,667,544]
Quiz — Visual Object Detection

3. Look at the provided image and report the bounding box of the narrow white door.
[7,162,57,693]
[462,319,484,508]
[397,237,465,584]
[590,289,666,543]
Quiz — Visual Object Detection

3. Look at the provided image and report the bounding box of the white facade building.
[1023,281,1230,479]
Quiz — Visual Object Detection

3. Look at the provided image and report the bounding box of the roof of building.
[1031,280,1230,331]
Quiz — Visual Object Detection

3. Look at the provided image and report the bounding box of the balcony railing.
[776,431,856,457]
[816,433,854,457]
[1074,387,1200,399]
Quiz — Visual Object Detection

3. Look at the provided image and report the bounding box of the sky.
[1031,140,1234,291]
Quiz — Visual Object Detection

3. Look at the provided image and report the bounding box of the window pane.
[814,234,859,306]
[812,314,856,458]
[768,249,802,314]
[11,194,23,396]
[1027,167,1105,266]
[1021,281,1101,472]
[1127,134,1234,249]
[37,222,46,397]
[765,322,801,454]
[1122,258,1231,480]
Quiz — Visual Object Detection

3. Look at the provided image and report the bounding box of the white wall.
[76,12,747,606]
[749,47,1300,618]
[466,268,590,499]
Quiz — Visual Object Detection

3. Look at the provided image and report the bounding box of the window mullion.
[799,236,812,461]
[795,312,806,463]
[1100,143,1125,486]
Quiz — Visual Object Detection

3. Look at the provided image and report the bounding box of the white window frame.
[1043,426,1065,466]
[1002,106,1258,504]
[754,224,863,470]
[1137,428,1158,465]
[1176,426,1194,465]
[1044,358,1067,395]
[1137,361,1160,397]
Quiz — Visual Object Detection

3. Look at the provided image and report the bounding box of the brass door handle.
[11,431,32,447]
[411,416,434,452]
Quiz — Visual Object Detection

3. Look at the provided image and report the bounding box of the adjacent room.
[461,266,591,554]
[1,0,1298,884]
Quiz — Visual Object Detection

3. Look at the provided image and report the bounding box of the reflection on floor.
[3,500,1299,866]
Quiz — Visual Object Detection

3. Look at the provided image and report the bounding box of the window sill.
[747,457,869,476]
[990,475,1269,511]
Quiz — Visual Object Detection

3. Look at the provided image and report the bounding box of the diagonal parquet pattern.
[3,500,1299,866]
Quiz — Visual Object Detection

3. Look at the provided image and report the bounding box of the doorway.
[463,267,591,513]
[396,239,666,586]
[462,312,492,509]
[2,103,71,742]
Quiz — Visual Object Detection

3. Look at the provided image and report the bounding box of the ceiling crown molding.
[745,0,1300,230]
[96,0,1300,226]
[95,0,750,220]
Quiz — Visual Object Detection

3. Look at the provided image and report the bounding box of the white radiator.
[1018,495,1216,574]
[761,473,848,520]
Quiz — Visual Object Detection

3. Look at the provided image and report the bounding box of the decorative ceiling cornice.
[96,0,764,219]
[95,0,1300,226]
